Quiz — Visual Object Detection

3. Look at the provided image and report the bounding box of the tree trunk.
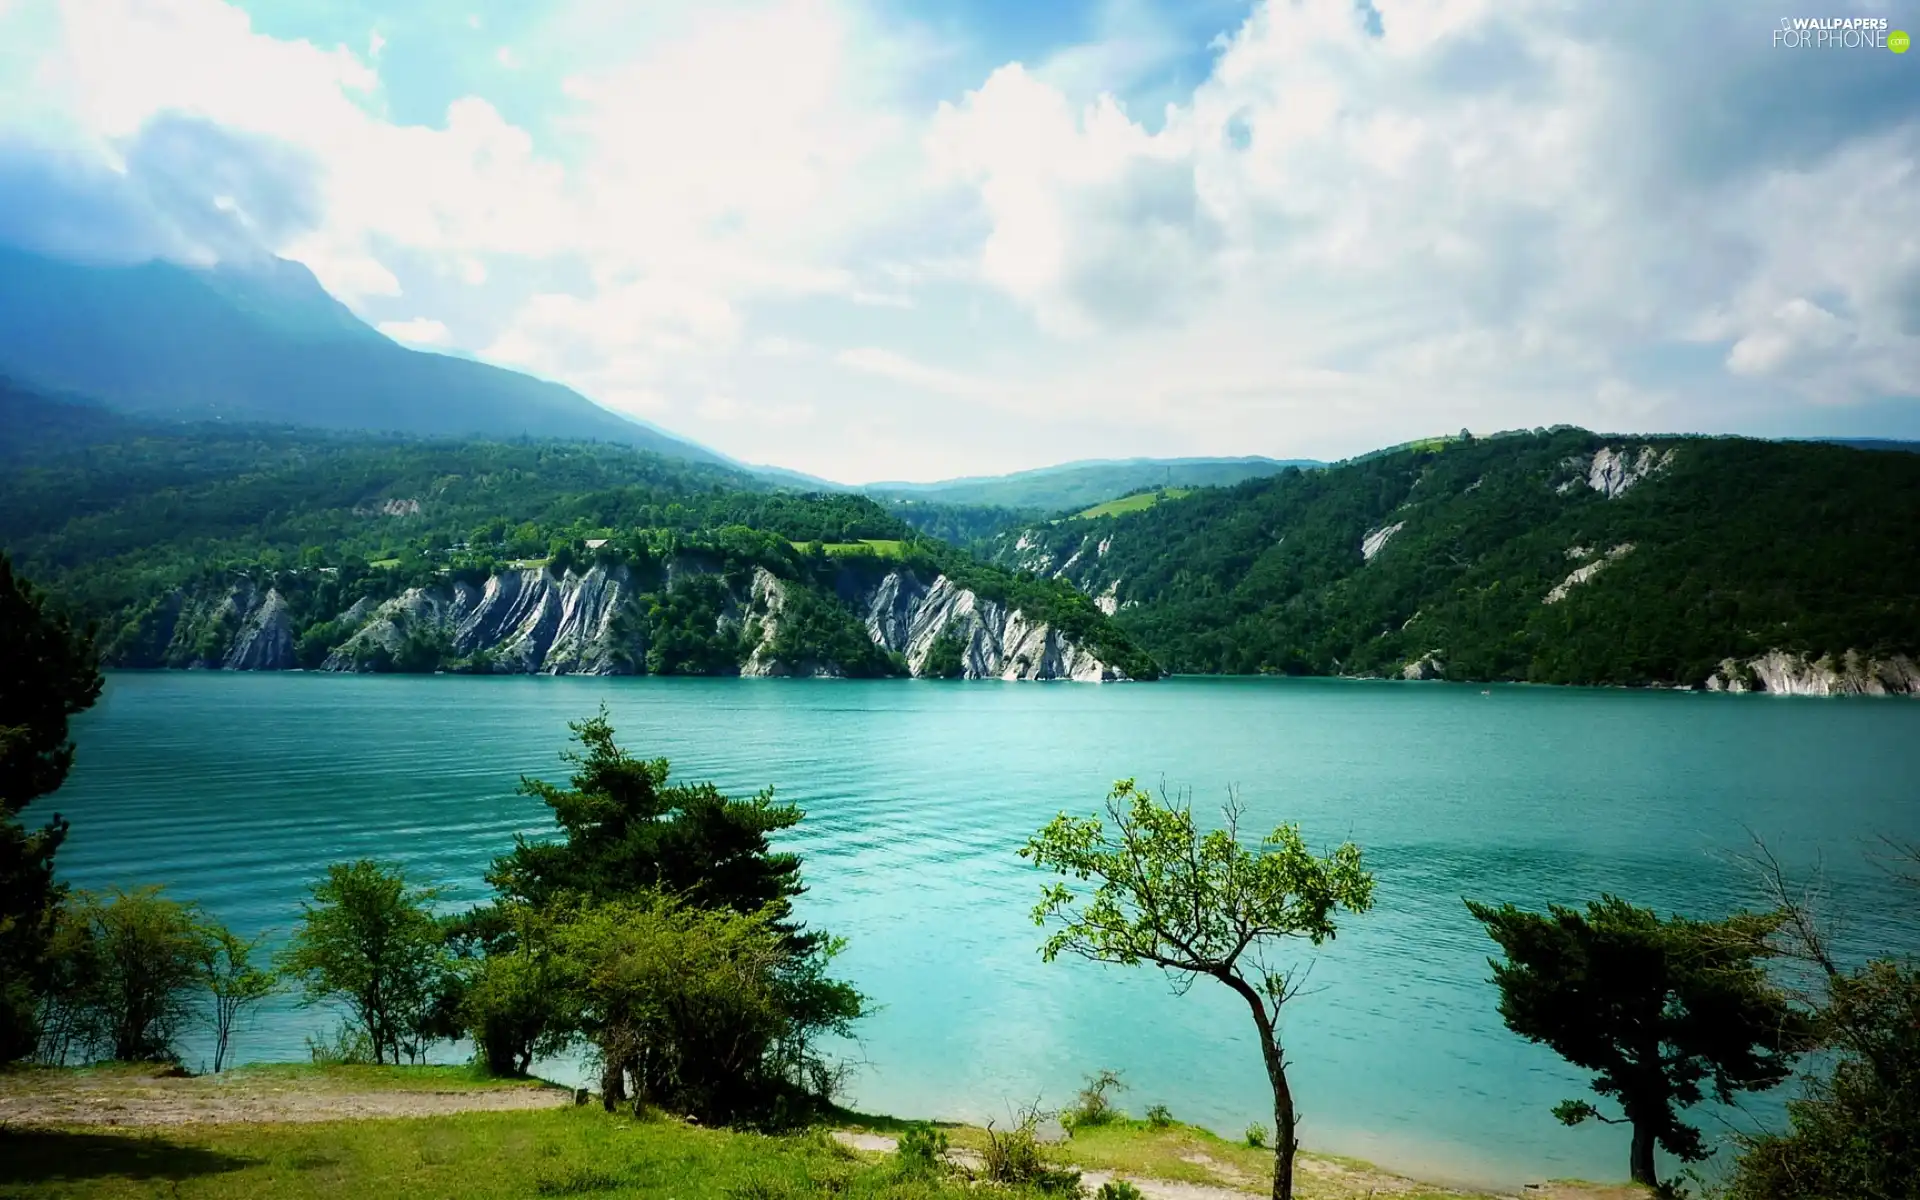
[1220,972,1298,1200]
[601,1060,627,1113]
[1629,1121,1657,1188]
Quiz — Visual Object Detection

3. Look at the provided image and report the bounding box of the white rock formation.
[853,569,1131,681]
[1362,521,1406,562]
[326,564,641,674]
[1402,650,1445,680]
[1544,543,1634,604]
[222,587,296,670]
[1706,651,1920,697]
[1568,446,1675,499]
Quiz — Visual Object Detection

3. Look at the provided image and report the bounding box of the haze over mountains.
[0,246,720,462]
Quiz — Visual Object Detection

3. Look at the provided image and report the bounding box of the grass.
[213,1062,554,1093]
[0,1106,1004,1200]
[0,1070,1637,1200]
[789,539,908,559]
[837,1114,1516,1200]
[1073,489,1191,520]
[367,558,402,569]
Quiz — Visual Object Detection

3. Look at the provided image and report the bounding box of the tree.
[201,926,278,1073]
[280,861,449,1066]
[453,900,569,1077]
[462,714,863,1114]
[74,887,214,1062]
[0,553,103,1061]
[490,710,812,944]
[1465,895,1807,1190]
[1719,838,1920,1200]
[552,894,792,1123]
[1020,779,1376,1200]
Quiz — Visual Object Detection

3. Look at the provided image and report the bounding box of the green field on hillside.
[791,538,909,558]
[1074,489,1191,520]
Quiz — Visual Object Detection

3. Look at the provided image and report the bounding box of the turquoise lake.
[41,672,1920,1190]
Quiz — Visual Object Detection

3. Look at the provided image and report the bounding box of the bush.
[982,1112,1080,1193]
[1721,959,1920,1200]
[1065,1068,1129,1130]
[1145,1104,1173,1129]
[306,1023,376,1065]
[553,894,837,1127]
[1244,1123,1268,1149]
[279,860,451,1066]
[894,1123,949,1177]
[1096,1183,1145,1200]
[68,888,213,1063]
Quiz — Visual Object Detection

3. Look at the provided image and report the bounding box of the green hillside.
[993,429,1920,687]
[1074,487,1192,520]
[0,383,1156,679]
[864,456,1318,513]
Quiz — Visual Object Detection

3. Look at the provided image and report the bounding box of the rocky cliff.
[850,568,1131,681]
[1706,650,1920,697]
[128,559,1136,681]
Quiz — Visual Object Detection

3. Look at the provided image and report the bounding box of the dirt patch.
[1081,1168,1255,1199]
[0,1066,573,1128]
[831,1130,899,1154]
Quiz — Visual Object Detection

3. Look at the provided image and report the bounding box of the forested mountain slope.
[992,429,1920,692]
[864,456,1320,513]
[0,383,1153,681]
[0,247,719,460]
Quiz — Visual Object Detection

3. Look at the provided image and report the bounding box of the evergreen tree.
[1467,895,1808,1189]
[0,552,102,1062]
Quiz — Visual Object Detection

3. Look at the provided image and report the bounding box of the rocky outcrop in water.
[1706,650,1920,697]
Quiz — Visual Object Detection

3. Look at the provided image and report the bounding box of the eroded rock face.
[1402,650,1445,680]
[1560,446,1675,498]
[325,564,642,675]
[1362,521,1406,562]
[150,558,1138,681]
[223,587,296,670]
[851,569,1132,681]
[1706,650,1920,697]
[740,568,845,679]
[1544,544,1635,605]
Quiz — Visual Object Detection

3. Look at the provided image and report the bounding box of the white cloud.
[1,0,1914,480]
[377,316,451,345]
[835,346,994,397]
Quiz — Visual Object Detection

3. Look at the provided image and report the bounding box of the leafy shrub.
[1096,1182,1145,1200]
[1066,1068,1129,1130]
[983,1113,1081,1193]
[894,1123,950,1176]
[1145,1104,1173,1129]
[306,1023,376,1065]
[1244,1123,1268,1149]
[54,888,213,1063]
[1722,959,1920,1200]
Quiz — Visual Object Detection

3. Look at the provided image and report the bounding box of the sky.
[0,0,1917,482]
